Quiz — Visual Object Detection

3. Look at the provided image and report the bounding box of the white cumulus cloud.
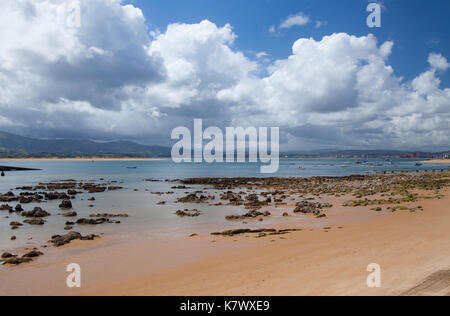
[0,0,449,151]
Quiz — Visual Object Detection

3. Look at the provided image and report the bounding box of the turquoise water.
[0,158,449,251]
[1,158,448,186]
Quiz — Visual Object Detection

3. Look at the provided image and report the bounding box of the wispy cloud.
[279,13,310,29]
[314,20,328,29]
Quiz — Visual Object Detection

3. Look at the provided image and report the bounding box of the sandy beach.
[1,172,449,296]
[421,159,450,164]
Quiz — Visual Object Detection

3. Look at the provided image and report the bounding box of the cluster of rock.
[59,199,72,210]
[219,191,270,210]
[181,173,450,199]
[175,209,202,217]
[1,250,44,265]
[50,231,99,247]
[211,228,301,237]
[225,210,271,221]
[89,213,129,218]
[177,193,214,203]
[76,218,117,225]
[293,200,333,217]
[21,207,51,218]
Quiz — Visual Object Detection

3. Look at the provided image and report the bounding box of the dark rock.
[22,250,43,258]
[177,194,211,203]
[2,257,33,265]
[225,210,271,221]
[15,204,24,212]
[50,231,99,247]
[1,252,13,259]
[45,192,70,200]
[89,213,128,218]
[24,219,46,225]
[175,209,202,217]
[0,204,13,212]
[62,211,77,217]
[107,186,123,191]
[22,207,50,218]
[59,199,73,210]
[76,218,111,225]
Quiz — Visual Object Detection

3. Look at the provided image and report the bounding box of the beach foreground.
[1,172,449,296]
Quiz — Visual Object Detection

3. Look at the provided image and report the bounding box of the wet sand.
[1,186,449,296]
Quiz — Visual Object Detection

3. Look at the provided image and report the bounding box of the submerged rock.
[2,257,33,265]
[59,199,73,210]
[50,231,99,247]
[175,209,202,217]
[21,207,50,218]
[225,210,271,221]
[62,211,77,217]
[22,250,43,258]
[24,219,46,225]
[1,252,13,259]
[0,204,13,212]
[76,218,111,225]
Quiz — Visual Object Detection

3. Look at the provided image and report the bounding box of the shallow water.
[0,158,449,251]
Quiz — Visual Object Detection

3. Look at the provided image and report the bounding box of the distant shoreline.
[421,159,450,164]
[0,157,170,162]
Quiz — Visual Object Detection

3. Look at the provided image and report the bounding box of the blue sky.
[133,0,450,85]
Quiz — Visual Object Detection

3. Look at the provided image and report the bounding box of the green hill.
[0,131,170,158]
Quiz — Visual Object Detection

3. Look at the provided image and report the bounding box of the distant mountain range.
[0,130,449,159]
[0,131,171,158]
[283,149,450,159]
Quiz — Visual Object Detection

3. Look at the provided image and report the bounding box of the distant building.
[400,153,417,158]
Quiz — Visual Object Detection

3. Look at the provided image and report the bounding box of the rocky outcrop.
[62,211,77,217]
[21,207,50,218]
[0,204,13,211]
[177,194,213,203]
[59,199,73,210]
[50,231,99,247]
[24,219,46,225]
[89,213,128,218]
[76,218,112,225]
[294,201,332,216]
[175,209,202,217]
[225,210,271,221]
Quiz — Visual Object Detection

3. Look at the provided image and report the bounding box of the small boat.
[126,166,138,169]
[415,163,423,166]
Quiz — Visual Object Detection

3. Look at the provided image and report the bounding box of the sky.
[0,0,449,151]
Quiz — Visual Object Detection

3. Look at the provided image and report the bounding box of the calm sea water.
[0,158,449,250]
